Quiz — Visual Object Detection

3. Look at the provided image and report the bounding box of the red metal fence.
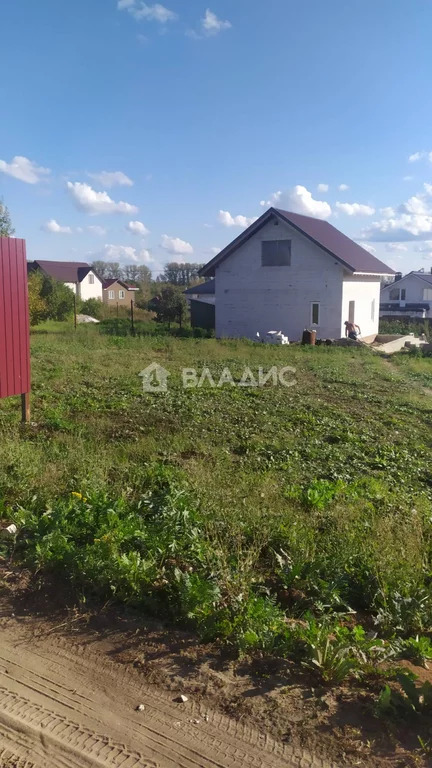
[0,237,31,399]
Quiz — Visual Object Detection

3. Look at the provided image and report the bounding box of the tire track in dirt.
[0,617,338,768]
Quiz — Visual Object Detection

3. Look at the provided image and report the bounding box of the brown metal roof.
[102,278,138,290]
[200,207,395,277]
[31,260,92,283]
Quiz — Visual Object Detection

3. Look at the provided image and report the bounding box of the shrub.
[80,298,104,319]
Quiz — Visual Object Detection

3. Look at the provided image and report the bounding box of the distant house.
[28,260,103,301]
[380,270,432,319]
[184,281,215,330]
[102,279,139,306]
[199,207,394,341]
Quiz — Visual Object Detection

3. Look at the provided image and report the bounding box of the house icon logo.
[139,363,170,393]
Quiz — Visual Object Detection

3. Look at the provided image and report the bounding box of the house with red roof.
[200,207,395,342]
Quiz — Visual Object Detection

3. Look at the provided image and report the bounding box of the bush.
[379,319,431,339]
[80,298,104,319]
[28,272,48,326]
[40,276,75,321]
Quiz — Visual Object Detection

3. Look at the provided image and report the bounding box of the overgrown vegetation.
[1,326,432,712]
[379,317,431,339]
[99,317,213,337]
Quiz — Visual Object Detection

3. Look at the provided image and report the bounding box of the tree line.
[90,260,204,286]
[1,201,205,328]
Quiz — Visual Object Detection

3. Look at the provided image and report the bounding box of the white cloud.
[260,191,282,207]
[88,170,133,188]
[218,210,258,228]
[127,220,149,236]
[0,155,50,184]
[67,182,138,216]
[380,206,396,218]
[161,234,193,255]
[338,183,349,191]
[403,175,413,182]
[210,246,221,255]
[409,151,424,162]
[100,244,153,264]
[42,219,72,234]
[202,9,232,34]
[335,202,375,216]
[260,186,331,218]
[118,1,177,22]
[87,225,107,236]
[385,243,408,252]
[317,183,329,192]
[286,186,331,218]
[364,214,432,241]
[361,184,432,241]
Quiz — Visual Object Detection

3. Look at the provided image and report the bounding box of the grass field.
[2,323,432,714]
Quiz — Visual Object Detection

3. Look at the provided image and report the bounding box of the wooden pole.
[130,299,135,336]
[73,294,77,330]
[21,392,30,423]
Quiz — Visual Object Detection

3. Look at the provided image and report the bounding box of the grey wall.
[215,217,346,340]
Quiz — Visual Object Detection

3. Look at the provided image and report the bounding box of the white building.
[200,207,394,341]
[380,270,432,319]
[28,260,103,301]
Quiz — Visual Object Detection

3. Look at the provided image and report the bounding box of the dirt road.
[0,613,337,768]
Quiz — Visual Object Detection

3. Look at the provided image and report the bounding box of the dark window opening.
[311,303,320,324]
[261,240,291,266]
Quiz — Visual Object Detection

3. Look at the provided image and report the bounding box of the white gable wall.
[215,218,347,340]
[64,282,77,294]
[342,276,381,340]
[78,271,103,301]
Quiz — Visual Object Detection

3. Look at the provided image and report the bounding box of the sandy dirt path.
[0,613,337,768]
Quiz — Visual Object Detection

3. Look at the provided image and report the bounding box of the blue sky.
[1,0,432,275]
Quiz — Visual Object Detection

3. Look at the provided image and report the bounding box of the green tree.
[106,262,122,279]
[80,297,104,319]
[40,276,75,321]
[27,272,48,326]
[0,200,15,237]
[91,260,111,280]
[162,262,204,286]
[156,285,189,328]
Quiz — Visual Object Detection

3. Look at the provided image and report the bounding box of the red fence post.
[0,237,31,422]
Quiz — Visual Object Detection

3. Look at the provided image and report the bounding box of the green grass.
[2,324,432,686]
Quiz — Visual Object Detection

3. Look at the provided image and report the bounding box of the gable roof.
[102,278,139,290]
[31,260,94,283]
[184,280,215,295]
[411,271,432,285]
[200,207,395,277]
[381,270,432,293]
